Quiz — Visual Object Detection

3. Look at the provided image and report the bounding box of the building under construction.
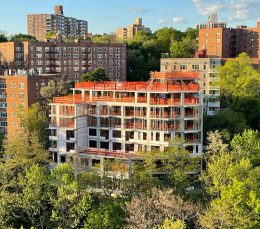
[49,71,203,173]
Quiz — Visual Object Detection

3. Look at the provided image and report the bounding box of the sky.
[0,0,260,36]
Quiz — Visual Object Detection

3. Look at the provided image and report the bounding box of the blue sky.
[0,0,259,35]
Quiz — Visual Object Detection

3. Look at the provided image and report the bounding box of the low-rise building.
[49,71,203,172]
[160,58,222,115]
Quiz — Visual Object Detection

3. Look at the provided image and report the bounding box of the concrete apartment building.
[198,13,260,61]
[0,70,61,136]
[116,18,151,40]
[0,40,127,82]
[49,71,203,172]
[27,5,88,41]
[160,58,222,115]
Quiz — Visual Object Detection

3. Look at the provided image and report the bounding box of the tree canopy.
[125,27,198,81]
[9,34,36,42]
[0,33,8,42]
[80,68,110,82]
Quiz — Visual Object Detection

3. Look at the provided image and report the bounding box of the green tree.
[200,156,259,228]
[231,129,260,167]
[203,109,248,137]
[170,41,194,58]
[84,198,125,229]
[155,28,183,52]
[40,79,70,103]
[25,103,49,148]
[0,190,29,228]
[50,163,92,228]
[19,165,52,229]
[0,132,49,190]
[9,34,36,42]
[80,68,110,82]
[158,218,186,229]
[184,28,198,40]
[200,131,260,228]
[219,53,260,98]
[0,33,8,42]
[45,31,56,40]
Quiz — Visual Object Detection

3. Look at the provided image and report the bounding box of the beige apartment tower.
[116,18,151,40]
[27,5,88,41]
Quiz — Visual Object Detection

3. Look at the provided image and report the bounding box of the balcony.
[137,97,147,103]
[184,111,200,119]
[135,110,147,118]
[184,97,199,105]
[150,98,181,105]
[59,119,75,128]
[59,107,75,116]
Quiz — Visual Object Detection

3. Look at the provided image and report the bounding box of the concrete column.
[128,159,133,178]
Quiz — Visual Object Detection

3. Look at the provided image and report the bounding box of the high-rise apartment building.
[0,40,127,82]
[49,71,203,172]
[27,5,88,41]
[160,58,222,115]
[0,70,61,136]
[116,18,151,40]
[198,14,260,60]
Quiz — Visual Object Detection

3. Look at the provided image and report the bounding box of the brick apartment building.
[198,14,260,60]
[49,71,203,172]
[0,70,61,136]
[0,40,127,82]
[160,58,222,115]
[27,5,88,41]
[116,18,151,40]
[0,42,24,69]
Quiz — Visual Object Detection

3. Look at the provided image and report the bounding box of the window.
[0,121,7,127]
[180,64,187,70]
[113,130,121,138]
[0,83,6,89]
[0,93,6,98]
[192,64,200,70]
[19,93,24,99]
[0,102,7,108]
[0,112,7,117]
[19,83,24,89]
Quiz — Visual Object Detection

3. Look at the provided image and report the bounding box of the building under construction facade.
[49,71,203,172]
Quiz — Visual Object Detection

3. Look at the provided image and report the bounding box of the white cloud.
[172,17,188,24]
[192,0,260,22]
[192,0,224,16]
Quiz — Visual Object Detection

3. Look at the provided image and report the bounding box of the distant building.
[49,71,203,172]
[0,42,24,69]
[27,5,88,41]
[0,40,127,82]
[160,58,222,115]
[116,18,151,40]
[0,70,61,136]
[198,13,260,60]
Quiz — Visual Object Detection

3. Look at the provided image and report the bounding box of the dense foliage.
[9,34,36,42]
[204,53,260,136]
[80,68,110,82]
[0,128,259,228]
[124,27,198,81]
